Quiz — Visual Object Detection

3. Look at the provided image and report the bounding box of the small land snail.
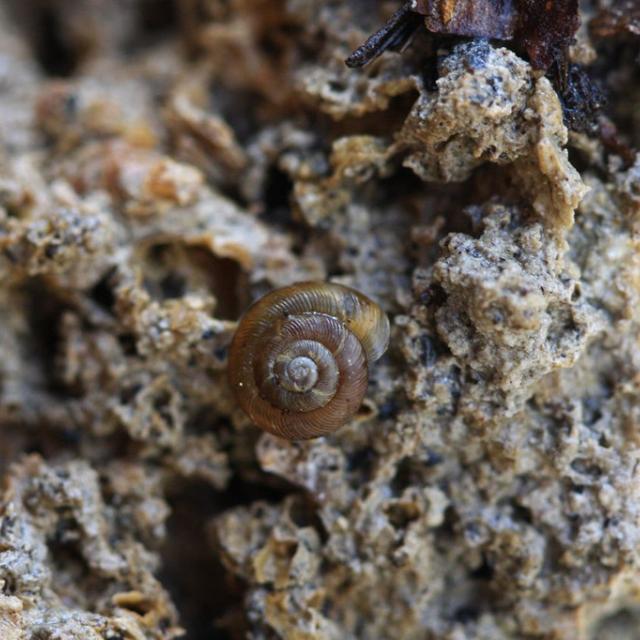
[228,281,390,440]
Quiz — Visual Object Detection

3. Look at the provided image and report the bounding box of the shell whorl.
[228,281,390,440]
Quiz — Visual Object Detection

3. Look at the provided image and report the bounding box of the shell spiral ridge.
[228,282,390,440]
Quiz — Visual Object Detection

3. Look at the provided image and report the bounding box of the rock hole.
[28,4,81,77]
[89,267,117,314]
[346,447,377,484]
[23,280,70,395]
[453,605,479,623]
[391,457,417,496]
[262,164,294,229]
[137,0,177,38]
[470,556,494,581]
[141,241,247,320]
[598,434,611,449]
[159,272,187,299]
[286,496,328,543]
[571,283,582,301]
[328,80,347,93]
[161,478,248,640]
[417,284,447,308]
[391,455,442,496]
[117,333,138,357]
[510,501,533,524]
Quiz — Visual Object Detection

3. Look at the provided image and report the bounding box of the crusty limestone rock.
[396,41,588,230]
[0,1,639,638]
[433,204,599,396]
[297,60,416,120]
[0,456,182,639]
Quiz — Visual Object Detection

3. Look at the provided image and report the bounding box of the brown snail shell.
[228,281,390,440]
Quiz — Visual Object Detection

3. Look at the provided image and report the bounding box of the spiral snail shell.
[228,281,390,440]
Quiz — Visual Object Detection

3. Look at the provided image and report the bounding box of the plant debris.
[346,0,580,71]
[553,62,605,135]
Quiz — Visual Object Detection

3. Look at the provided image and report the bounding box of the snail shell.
[228,281,390,440]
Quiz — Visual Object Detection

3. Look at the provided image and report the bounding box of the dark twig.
[345,2,423,68]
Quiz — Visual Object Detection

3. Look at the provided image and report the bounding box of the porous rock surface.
[0,1,638,638]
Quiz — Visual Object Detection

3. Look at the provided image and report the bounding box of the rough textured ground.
[0,1,639,638]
